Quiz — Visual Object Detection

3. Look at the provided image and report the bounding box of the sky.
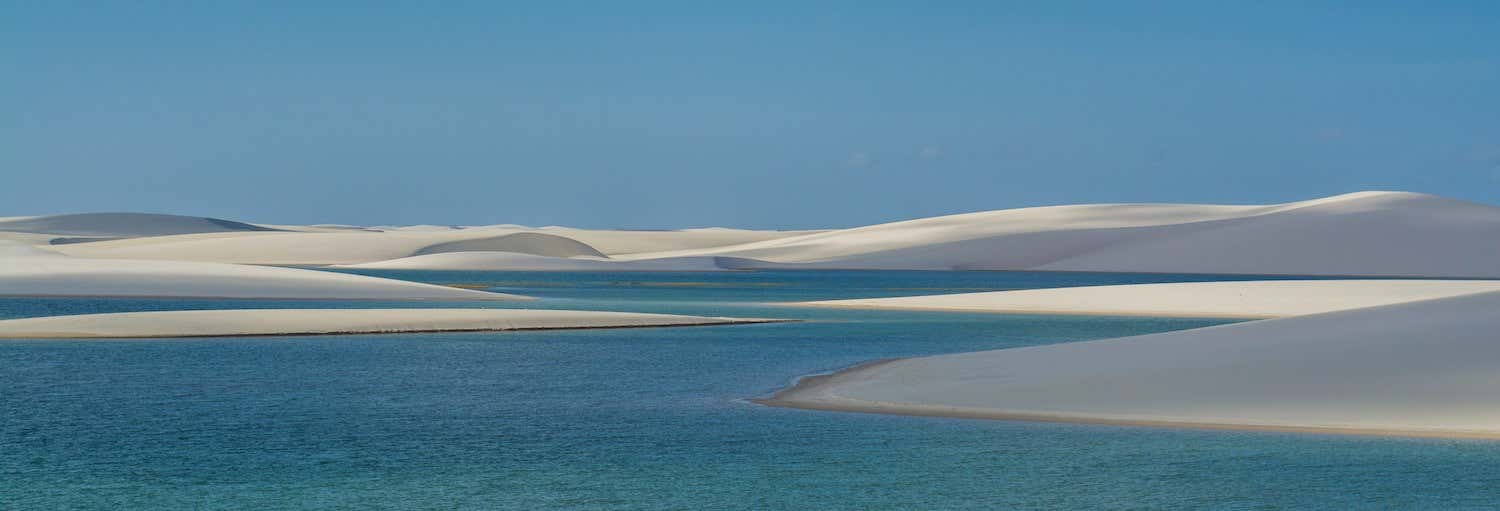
[4,2,1498,228]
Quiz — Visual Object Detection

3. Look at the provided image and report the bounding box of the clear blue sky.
[5,2,1497,228]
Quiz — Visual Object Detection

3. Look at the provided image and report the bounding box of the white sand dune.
[411,232,605,258]
[0,212,280,237]
[535,227,826,255]
[47,225,811,265]
[49,230,591,265]
[0,308,783,338]
[795,280,1500,318]
[15,191,1500,275]
[334,251,766,271]
[0,242,523,300]
[764,290,1500,437]
[622,192,1500,277]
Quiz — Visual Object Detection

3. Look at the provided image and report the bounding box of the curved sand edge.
[759,290,1500,440]
[789,280,1500,318]
[0,242,528,301]
[754,359,1500,440]
[0,309,791,339]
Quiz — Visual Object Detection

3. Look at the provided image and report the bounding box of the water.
[3,271,1498,509]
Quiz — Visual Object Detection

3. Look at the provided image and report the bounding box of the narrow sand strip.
[791,280,1500,318]
[0,309,789,339]
[761,290,1500,439]
[0,242,526,300]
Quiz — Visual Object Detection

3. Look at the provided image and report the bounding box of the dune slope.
[0,242,524,300]
[795,280,1500,318]
[0,212,280,237]
[765,290,1500,437]
[623,192,1500,277]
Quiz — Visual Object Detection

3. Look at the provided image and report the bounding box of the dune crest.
[618,191,1500,277]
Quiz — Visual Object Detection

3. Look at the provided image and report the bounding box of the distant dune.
[412,232,605,258]
[0,242,523,300]
[40,226,811,265]
[0,308,782,338]
[8,191,1500,276]
[764,290,1500,438]
[620,191,1500,277]
[0,212,280,238]
[794,280,1500,318]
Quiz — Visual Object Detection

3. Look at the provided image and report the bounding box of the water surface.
[4,271,1497,509]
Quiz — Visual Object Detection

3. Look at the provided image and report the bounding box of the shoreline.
[0,309,795,339]
[755,357,1500,441]
[0,319,791,340]
[789,302,1276,319]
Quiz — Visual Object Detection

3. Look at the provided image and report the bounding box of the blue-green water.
[3,271,1499,509]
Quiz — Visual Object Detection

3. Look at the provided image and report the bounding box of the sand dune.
[0,308,782,338]
[0,212,280,237]
[0,242,523,300]
[334,251,764,271]
[412,232,605,258]
[535,227,826,255]
[15,191,1500,276]
[50,230,563,265]
[795,280,1500,318]
[764,290,1500,437]
[47,226,810,265]
[621,192,1500,277]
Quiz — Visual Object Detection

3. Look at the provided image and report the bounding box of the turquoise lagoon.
[3,271,1499,509]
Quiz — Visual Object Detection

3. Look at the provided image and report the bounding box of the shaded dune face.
[0,212,281,237]
[412,232,606,258]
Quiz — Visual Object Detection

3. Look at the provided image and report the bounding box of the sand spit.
[0,309,788,339]
[0,242,524,300]
[793,280,1500,318]
[762,290,1500,439]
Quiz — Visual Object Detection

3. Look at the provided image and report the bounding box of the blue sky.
[4,2,1497,228]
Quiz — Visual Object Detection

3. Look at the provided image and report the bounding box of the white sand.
[0,242,523,300]
[332,251,772,271]
[795,280,1500,318]
[534,227,825,256]
[765,290,1500,437]
[0,308,783,338]
[620,191,1500,277]
[45,226,811,265]
[48,230,594,265]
